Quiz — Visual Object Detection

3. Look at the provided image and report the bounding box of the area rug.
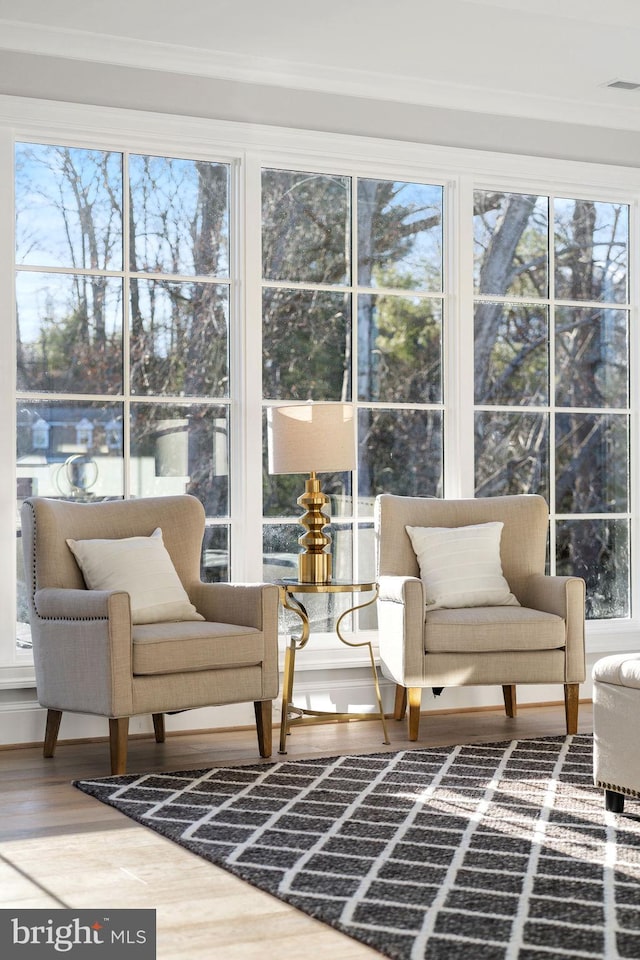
[74,734,640,959]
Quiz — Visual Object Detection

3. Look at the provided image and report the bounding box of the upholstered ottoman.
[593,653,640,812]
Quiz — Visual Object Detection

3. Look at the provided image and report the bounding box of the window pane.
[555,413,628,513]
[15,143,122,269]
[358,409,442,499]
[129,404,229,515]
[129,155,229,277]
[357,179,442,292]
[262,523,299,581]
[555,306,628,408]
[17,272,123,394]
[262,169,350,284]
[15,531,31,649]
[475,411,549,499]
[202,525,229,583]
[130,280,228,397]
[332,522,354,583]
[474,301,548,405]
[357,522,378,630]
[557,519,629,619]
[17,400,125,500]
[358,294,441,402]
[473,192,548,298]
[262,288,350,401]
[554,199,628,303]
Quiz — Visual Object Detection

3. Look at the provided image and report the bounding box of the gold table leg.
[279,641,296,754]
[278,588,309,755]
[278,583,389,753]
[335,585,389,746]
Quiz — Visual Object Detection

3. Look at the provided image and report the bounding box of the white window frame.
[469,182,635,621]
[258,161,448,604]
[1,95,640,694]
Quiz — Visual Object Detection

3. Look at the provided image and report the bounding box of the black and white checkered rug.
[74,735,640,959]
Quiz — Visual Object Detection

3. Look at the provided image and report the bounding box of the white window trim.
[2,94,640,692]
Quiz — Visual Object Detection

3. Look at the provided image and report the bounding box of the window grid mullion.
[122,149,131,500]
[351,175,358,582]
[548,194,557,572]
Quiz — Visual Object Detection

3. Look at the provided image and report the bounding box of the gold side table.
[276,579,390,754]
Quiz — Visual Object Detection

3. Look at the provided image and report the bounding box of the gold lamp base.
[298,551,331,584]
[297,472,332,584]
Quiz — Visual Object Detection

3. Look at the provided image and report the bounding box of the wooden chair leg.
[152,713,165,743]
[254,700,272,758]
[43,708,63,758]
[394,684,408,720]
[503,684,517,718]
[564,683,579,735]
[408,687,422,741]
[109,717,129,775]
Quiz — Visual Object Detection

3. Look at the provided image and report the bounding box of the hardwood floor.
[0,701,592,959]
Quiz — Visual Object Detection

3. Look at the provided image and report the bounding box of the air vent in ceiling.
[606,79,640,90]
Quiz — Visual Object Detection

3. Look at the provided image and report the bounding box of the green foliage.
[361,268,441,403]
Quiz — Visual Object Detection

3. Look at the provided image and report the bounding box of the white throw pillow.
[66,527,204,624]
[405,521,520,611]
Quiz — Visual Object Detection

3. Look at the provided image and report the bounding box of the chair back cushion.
[375,494,548,602]
[22,495,205,597]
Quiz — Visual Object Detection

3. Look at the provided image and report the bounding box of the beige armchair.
[22,495,279,774]
[375,493,585,740]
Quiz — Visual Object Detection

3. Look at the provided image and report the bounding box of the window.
[3,106,637,685]
[261,168,444,629]
[473,191,630,618]
[15,144,232,649]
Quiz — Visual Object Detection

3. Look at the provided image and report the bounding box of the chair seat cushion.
[132,620,264,675]
[424,605,565,654]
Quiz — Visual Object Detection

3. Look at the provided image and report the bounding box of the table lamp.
[267,402,356,584]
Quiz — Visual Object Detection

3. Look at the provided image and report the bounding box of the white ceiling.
[2,0,640,131]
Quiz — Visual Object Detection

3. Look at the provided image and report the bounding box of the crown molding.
[2,19,640,133]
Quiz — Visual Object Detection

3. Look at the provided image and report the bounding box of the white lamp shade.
[267,403,356,475]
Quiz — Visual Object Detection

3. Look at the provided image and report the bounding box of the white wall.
[1,49,640,169]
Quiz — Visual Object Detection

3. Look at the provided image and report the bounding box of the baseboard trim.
[0,694,592,752]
